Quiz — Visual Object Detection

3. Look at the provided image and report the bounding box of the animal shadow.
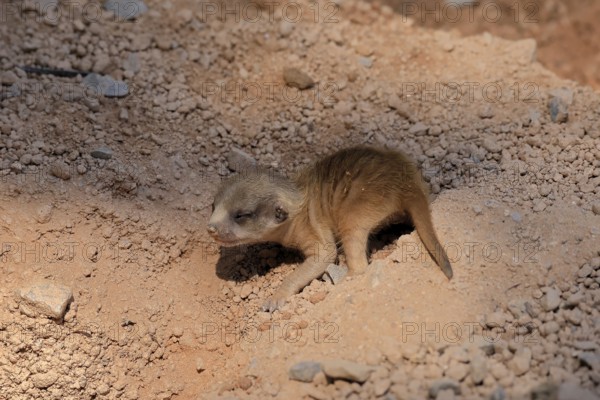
[214,222,414,283]
[215,243,304,283]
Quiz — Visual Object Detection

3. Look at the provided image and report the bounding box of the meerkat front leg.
[262,240,336,312]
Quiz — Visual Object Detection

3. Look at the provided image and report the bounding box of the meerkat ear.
[274,205,288,223]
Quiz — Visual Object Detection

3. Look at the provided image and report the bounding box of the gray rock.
[446,0,477,5]
[506,299,526,318]
[104,0,148,20]
[490,386,506,400]
[429,378,461,398]
[577,264,592,278]
[557,383,598,400]
[19,283,74,320]
[510,211,522,223]
[226,148,256,172]
[530,383,557,400]
[323,263,348,285]
[573,341,598,351]
[91,146,113,160]
[577,352,600,371]
[540,288,561,311]
[592,202,600,216]
[82,73,129,98]
[548,97,568,123]
[436,389,456,400]
[548,88,573,124]
[358,57,373,68]
[525,301,540,317]
[283,68,314,90]
[321,359,373,383]
[409,122,428,135]
[288,361,322,382]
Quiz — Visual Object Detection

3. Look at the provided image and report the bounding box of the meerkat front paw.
[262,294,287,313]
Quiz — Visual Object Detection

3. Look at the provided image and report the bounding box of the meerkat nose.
[207,224,217,235]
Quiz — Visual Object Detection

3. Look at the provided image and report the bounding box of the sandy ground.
[1,0,599,399]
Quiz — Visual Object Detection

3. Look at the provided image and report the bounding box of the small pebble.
[91,146,113,160]
[288,361,322,382]
[283,68,315,90]
[196,357,205,373]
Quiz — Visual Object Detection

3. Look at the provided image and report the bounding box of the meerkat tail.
[406,197,453,280]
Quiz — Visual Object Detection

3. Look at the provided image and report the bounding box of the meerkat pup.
[207,146,453,312]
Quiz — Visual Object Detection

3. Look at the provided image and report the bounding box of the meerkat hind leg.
[341,229,370,275]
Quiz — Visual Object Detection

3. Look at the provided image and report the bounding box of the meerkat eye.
[234,211,254,222]
[211,202,215,212]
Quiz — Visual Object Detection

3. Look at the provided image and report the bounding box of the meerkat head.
[207,169,301,246]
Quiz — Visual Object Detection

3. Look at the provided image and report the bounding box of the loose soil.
[0,0,599,399]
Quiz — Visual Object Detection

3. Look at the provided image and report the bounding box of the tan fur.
[207,146,453,312]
